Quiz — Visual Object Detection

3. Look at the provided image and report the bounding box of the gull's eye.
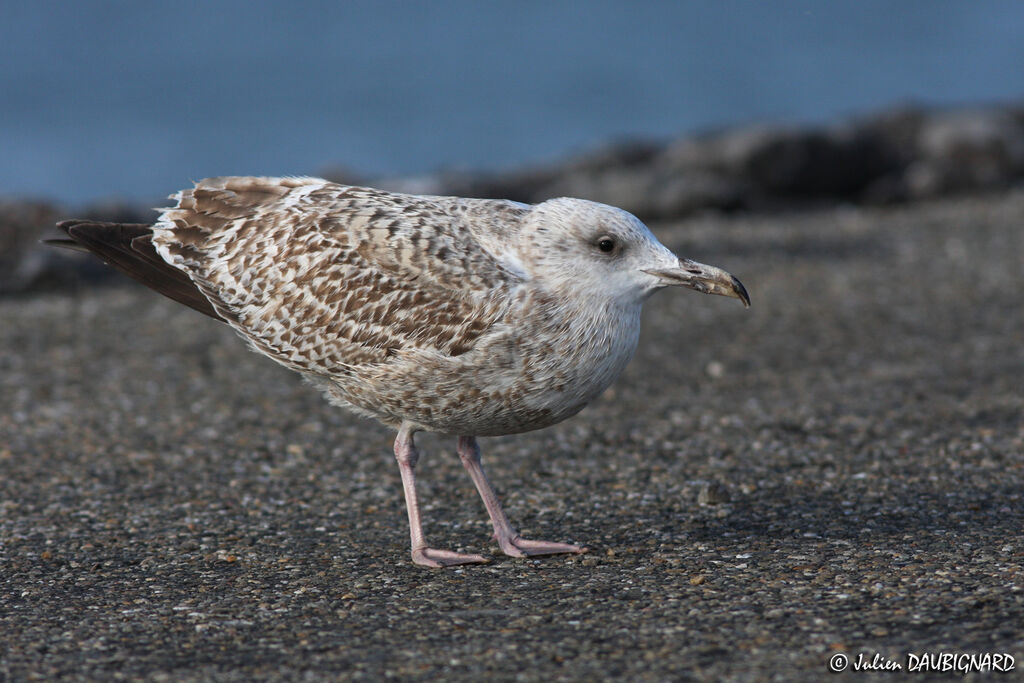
[596,236,616,253]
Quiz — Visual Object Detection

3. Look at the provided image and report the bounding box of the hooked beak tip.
[732,276,751,308]
[645,260,751,308]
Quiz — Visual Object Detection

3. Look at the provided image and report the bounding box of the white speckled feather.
[148,177,652,434]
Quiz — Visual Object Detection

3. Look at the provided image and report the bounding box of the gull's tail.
[46,221,222,321]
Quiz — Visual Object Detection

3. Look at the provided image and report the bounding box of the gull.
[52,176,749,567]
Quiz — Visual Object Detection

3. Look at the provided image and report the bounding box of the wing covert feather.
[150,177,527,375]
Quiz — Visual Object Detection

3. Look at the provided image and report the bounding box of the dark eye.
[597,236,616,253]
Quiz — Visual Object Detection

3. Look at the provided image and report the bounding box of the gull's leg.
[457,436,587,558]
[394,426,489,567]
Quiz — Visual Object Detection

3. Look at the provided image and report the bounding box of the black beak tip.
[733,276,751,308]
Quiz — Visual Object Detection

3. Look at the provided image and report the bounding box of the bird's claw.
[497,535,588,558]
[411,546,490,568]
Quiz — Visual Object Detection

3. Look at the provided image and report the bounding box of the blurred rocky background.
[5,101,1023,295]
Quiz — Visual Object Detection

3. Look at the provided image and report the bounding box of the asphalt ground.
[2,190,1022,681]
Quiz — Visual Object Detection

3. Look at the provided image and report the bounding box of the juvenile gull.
[53,176,749,567]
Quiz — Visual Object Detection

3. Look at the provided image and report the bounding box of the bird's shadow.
[611,481,1023,554]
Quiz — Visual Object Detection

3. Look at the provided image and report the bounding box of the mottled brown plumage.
[55,176,749,567]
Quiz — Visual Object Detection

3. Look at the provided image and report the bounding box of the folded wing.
[147,177,527,375]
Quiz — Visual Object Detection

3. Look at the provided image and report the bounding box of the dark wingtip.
[44,221,96,252]
[42,237,89,252]
[43,219,224,321]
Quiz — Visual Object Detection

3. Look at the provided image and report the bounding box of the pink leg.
[457,436,587,558]
[394,427,489,568]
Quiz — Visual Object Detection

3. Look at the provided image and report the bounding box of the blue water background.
[3,0,1023,204]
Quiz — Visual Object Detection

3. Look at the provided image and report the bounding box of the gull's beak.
[644,258,751,307]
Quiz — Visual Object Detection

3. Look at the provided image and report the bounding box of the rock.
[0,200,66,294]
[0,199,152,294]
[734,124,898,201]
[906,107,1024,198]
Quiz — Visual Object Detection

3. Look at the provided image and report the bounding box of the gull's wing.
[51,221,221,319]
[150,176,528,375]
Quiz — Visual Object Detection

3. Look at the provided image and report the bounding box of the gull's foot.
[497,535,589,558]
[411,546,490,568]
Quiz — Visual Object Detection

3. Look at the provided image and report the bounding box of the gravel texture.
[2,190,1022,681]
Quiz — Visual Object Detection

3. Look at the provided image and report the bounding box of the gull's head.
[521,197,750,308]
